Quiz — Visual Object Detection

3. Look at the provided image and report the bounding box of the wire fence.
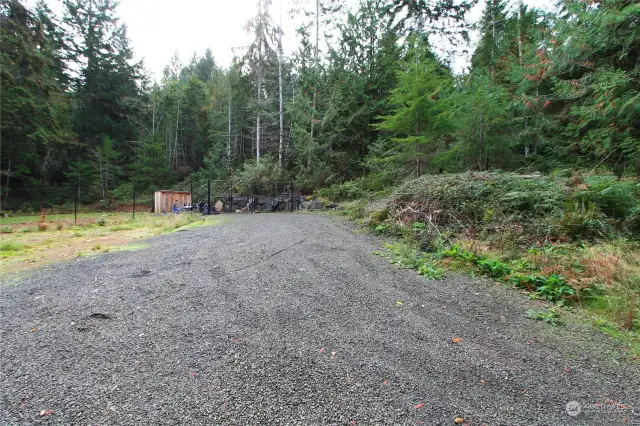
[189,180,299,214]
[0,180,302,223]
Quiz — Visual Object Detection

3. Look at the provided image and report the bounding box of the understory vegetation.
[331,171,640,356]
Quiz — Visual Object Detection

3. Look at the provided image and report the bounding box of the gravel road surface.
[1,213,638,425]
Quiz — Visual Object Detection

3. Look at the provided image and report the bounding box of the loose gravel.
[1,213,638,425]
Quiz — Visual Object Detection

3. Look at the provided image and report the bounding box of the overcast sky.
[27,0,555,79]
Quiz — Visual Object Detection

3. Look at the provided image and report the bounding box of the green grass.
[591,317,640,358]
[0,242,25,252]
[1,212,226,277]
[526,308,563,326]
[0,212,106,224]
[111,243,150,252]
[379,241,445,279]
[110,223,137,231]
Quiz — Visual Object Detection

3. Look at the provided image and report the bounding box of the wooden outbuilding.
[153,190,191,213]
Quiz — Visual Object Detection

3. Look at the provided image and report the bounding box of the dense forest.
[0,0,638,210]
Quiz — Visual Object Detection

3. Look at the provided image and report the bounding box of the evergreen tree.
[243,0,279,161]
[62,0,142,154]
[374,34,454,177]
[471,0,507,79]
[0,0,74,208]
[551,0,640,173]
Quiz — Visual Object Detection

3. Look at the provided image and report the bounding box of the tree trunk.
[478,113,485,170]
[491,0,495,80]
[3,154,11,210]
[174,97,180,170]
[256,114,261,161]
[517,0,524,65]
[309,0,319,170]
[278,3,284,172]
[256,0,263,162]
[228,77,232,176]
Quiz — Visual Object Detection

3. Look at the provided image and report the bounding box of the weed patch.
[110,223,136,231]
[526,308,562,326]
[380,242,444,279]
[111,243,150,252]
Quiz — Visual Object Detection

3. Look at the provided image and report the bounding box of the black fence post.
[251,183,255,213]
[190,179,193,216]
[207,179,211,215]
[229,186,233,213]
[290,181,294,212]
[132,184,136,219]
[74,183,78,225]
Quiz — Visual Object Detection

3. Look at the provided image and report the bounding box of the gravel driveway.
[1,213,638,425]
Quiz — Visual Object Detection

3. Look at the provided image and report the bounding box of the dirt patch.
[1,212,219,277]
[1,228,153,275]
[2,218,97,231]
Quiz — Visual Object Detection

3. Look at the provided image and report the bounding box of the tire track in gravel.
[1,213,638,425]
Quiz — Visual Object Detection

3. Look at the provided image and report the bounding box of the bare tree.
[278,0,284,170]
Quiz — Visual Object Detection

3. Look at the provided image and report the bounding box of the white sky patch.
[28,0,556,78]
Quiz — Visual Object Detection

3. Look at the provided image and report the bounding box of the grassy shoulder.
[324,172,640,360]
[0,212,220,277]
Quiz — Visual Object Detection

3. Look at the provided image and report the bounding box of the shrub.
[368,208,389,226]
[534,273,576,303]
[382,242,445,279]
[0,226,13,234]
[316,178,369,201]
[232,155,283,192]
[559,201,611,239]
[340,199,367,220]
[440,244,475,261]
[625,206,640,234]
[112,182,134,202]
[388,171,639,241]
[476,258,511,278]
[579,176,639,219]
[56,223,64,231]
[19,203,34,214]
[411,221,427,234]
[97,216,107,226]
[38,223,48,231]
[373,224,389,234]
[509,272,575,303]
[417,263,444,279]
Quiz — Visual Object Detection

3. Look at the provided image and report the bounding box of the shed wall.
[153,191,192,213]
